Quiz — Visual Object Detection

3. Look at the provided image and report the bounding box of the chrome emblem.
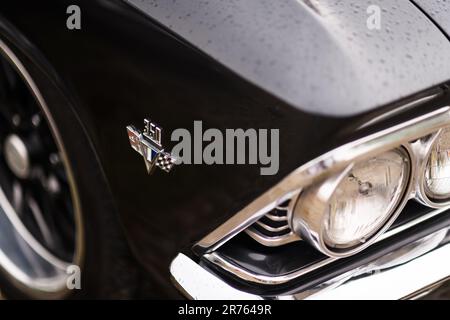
[126,119,176,174]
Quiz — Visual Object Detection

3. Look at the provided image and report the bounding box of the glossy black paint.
[126,0,450,117]
[0,0,449,297]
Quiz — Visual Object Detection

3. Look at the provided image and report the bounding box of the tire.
[0,23,139,299]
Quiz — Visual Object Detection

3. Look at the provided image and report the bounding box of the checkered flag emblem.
[155,152,177,173]
[127,121,179,175]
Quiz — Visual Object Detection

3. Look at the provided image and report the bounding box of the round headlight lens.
[424,128,450,200]
[292,148,410,256]
[323,149,409,248]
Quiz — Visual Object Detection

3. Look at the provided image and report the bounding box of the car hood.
[126,0,450,117]
[414,0,450,37]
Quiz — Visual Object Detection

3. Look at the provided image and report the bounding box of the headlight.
[291,148,410,257]
[424,128,450,201]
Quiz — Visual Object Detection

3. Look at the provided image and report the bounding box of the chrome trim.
[172,224,450,300]
[403,277,450,300]
[264,213,288,222]
[244,192,300,247]
[356,93,441,130]
[205,205,450,285]
[255,221,290,233]
[297,227,450,300]
[194,107,450,254]
[194,190,300,254]
[245,228,300,247]
[170,254,261,300]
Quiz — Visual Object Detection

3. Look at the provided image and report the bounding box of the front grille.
[245,199,300,246]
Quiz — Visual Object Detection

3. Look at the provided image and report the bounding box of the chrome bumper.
[170,225,450,300]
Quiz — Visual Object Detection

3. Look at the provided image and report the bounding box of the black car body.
[0,0,449,299]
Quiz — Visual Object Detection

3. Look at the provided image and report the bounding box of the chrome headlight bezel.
[290,147,412,257]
